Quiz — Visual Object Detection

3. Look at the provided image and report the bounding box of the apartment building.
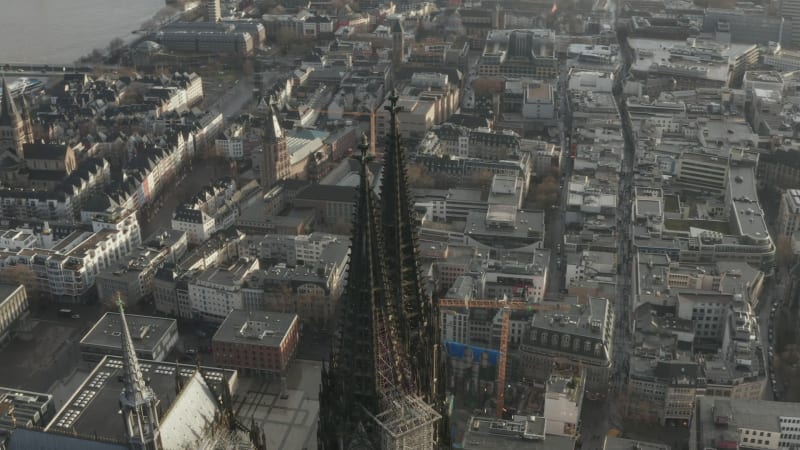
[518,298,615,394]
[779,189,800,237]
[187,258,260,323]
[95,230,187,303]
[0,213,141,302]
[0,284,28,345]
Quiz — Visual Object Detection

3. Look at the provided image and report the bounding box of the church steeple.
[318,135,412,449]
[391,19,404,67]
[0,78,17,126]
[381,91,430,386]
[381,91,450,447]
[0,78,31,158]
[117,296,163,450]
[260,103,289,190]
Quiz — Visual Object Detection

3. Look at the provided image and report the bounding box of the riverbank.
[0,0,166,64]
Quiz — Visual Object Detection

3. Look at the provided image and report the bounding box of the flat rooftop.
[80,313,176,353]
[636,198,662,218]
[532,297,612,341]
[604,437,670,450]
[0,386,53,432]
[526,82,552,101]
[46,356,236,439]
[213,310,297,347]
[695,397,800,448]
[462,416,574,450]
[629,38,754,83]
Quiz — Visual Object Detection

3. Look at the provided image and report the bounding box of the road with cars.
[578,28,636,450]
[545,64,573,298]
[759,267,789,401]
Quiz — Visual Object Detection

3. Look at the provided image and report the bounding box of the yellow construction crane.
[439,297,571,418]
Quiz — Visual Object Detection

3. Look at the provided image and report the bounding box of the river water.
[0,0,164,64]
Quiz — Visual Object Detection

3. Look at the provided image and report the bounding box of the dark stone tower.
[261,104,289,190]
[392,19,405,68]
[0,78,32,159]
[318,136,412,449]
[381,91,450,448]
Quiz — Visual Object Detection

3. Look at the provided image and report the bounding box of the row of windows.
[743,430,771,437]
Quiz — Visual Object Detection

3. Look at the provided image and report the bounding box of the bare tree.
[466,169,494,196]
[276,29,298,52]
[330,220,352,235]
[472,78,504,97]
[775,234,795,269]
[533,176,560,209]
[0,264,43,310]
[241,59,255,76]
[406,163,435,188]
[108,37,126,54]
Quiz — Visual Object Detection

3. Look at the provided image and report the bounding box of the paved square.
[234,359,322,450]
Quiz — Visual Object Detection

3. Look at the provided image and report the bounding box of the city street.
[544,63,572,299]
[578,28,635,450]
[140,156,233,239]
[758,267,789,401]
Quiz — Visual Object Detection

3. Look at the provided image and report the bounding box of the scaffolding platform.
[369,395,441,450]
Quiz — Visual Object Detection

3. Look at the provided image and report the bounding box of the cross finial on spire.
[385,90,401,114]
[355,133,372,165]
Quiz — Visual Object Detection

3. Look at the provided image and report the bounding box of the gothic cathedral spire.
[117,296,163,450]
[381,92,450,447]
[318,135,412,449]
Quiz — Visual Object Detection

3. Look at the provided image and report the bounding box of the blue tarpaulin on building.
[444,341,500,366]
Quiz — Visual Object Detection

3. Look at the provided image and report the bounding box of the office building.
[6,304,253,450]
[605,437,670,450]
[478,29,559,79]
[460,415,574,450]
[212,310,300,376]
[79,312,178,362]
[518,298,614,395]
[544,371,584,438]
[0,387,54,448]
[691,397,800,450]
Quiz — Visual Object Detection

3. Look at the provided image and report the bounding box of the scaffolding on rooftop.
[368,395,441,450]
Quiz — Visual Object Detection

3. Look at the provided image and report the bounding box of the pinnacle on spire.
[118,295,151,406]
[265,102,284,142]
